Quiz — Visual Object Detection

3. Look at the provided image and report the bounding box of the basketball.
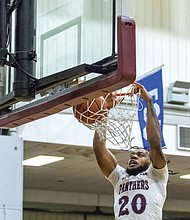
[73,97,107,124]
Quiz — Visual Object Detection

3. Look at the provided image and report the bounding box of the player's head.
[126,148,151,176]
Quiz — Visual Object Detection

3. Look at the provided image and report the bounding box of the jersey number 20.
[119,194,147,216]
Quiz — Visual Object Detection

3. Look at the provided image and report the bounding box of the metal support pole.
[13,0,36,100]
[0,0,8,66]
[0,66,9,135]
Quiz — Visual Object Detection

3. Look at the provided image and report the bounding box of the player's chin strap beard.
[126,163,149,176]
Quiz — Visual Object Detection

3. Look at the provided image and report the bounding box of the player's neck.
[126,164,149,176]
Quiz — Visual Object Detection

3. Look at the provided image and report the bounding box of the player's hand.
[103,92,124,110]
[103,92,117,110]
[132,82,152,101]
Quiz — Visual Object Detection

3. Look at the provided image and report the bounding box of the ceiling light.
[180,174,190,180]
[22,155,64,166]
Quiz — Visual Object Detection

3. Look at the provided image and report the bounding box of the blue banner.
[137,68,165,150]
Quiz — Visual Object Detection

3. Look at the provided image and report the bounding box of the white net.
[73,84,140,149]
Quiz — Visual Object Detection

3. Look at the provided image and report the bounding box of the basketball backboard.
[0,0,136,128]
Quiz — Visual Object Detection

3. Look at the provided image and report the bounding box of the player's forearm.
[93,131,105,149]
[93,131,117,177]
[146,98,166,168]
[146,98,161,146]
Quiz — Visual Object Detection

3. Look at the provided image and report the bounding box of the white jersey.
[107,164,168,220]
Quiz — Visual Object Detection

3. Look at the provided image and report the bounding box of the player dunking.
[93,82,168,219]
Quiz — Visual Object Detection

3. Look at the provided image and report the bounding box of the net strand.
[73,84,141,149]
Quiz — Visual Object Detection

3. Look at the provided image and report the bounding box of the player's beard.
[126,163,149,176]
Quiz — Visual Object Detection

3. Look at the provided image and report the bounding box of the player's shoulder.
[107,164,127,186]
[111,164,127,177]
[147,164,169,181]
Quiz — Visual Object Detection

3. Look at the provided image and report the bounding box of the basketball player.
[93,82,168,219]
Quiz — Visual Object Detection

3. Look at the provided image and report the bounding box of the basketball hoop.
[73,84,140,149]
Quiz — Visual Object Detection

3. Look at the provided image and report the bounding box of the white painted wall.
[122,0,190,103]
[0,135,23,220]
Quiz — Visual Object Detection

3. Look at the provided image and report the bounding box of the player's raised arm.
[133,82,166,169]
[93,131,117,177]
[93,92,118,177]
